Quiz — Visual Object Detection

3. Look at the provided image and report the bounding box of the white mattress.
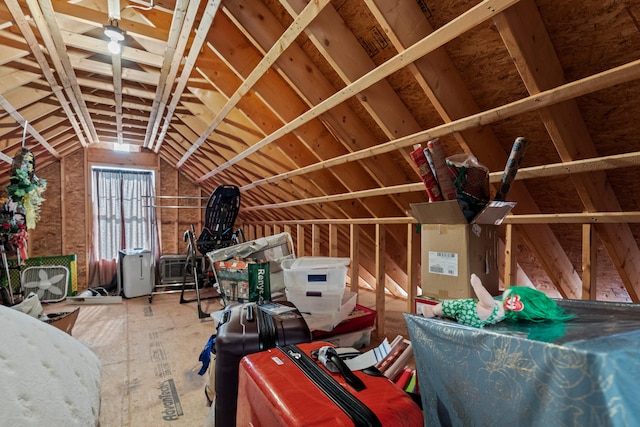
[0,305,101,426]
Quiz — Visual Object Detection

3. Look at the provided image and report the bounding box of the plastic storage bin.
[312,304,377,339]
[282,257,349,291]
[322,327,374,349]
[286,287,346,314]
[292,291,357,332]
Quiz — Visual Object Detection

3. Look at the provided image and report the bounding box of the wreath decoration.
[6,148,47,230]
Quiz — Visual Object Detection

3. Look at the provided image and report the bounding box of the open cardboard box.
[409,200,515,299]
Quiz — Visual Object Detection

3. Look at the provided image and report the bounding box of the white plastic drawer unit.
[281,256,350,291]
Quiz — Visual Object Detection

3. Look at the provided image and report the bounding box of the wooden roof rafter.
[199,0,520,180]
[151,0,222,152]
[495,0,640,301]
[177,0,332,167]
[5,0,89,148]
[23,0,98,144]
[143,0,199,149]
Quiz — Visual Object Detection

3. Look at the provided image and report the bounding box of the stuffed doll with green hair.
[421,274,572,328]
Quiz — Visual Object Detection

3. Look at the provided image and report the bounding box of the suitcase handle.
[245,304,255,322]
[221,309,231,325]
[281,345,381,427]
[317,346,366,391]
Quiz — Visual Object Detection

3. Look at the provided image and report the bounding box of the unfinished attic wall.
[26,149,88,291]
[28,162,62,256]
[159,159,179,255]
[15,153,205,293]
[157,158,204,256]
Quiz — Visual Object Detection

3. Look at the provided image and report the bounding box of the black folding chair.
[197,184,242,255]
[180,184,243,318]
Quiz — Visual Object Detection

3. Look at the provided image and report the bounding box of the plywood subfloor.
[55,289,409,427]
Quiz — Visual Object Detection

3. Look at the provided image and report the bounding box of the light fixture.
[104,21,125,55]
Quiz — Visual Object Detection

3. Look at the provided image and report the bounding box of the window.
[88,167,157,287]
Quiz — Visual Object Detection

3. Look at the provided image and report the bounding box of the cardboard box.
[409,200,515,299]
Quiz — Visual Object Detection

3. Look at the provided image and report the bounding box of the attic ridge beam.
[143,0,193,149]
[152,0,222,153]
[242,57,640,192]
[196,0,519,181]
[26,0,99,144]
[112,54,124,144]
[180,0,332,169]
[50,0,169,40]
[0,94,60,159]
[107,0,121,20]
[4,0,88,148]
[60,29,164,68]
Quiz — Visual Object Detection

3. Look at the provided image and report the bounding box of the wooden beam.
[26,0,98,143]
[311,224,320,256]
[181,0,331,167]
[276,0,424,214]
[111,51,124,144]
[350,224,360,294]
[0,95,60,158]
[582,224,597,301]
[328,224,338,257]
[296,224,305,257]
[504,224,517,289]
[143,0,193,148]
[375,224,386,338]
[202,0,520,177]
[152,0,222,151]
[59,29,164,67]
[5,0,88,147]
[50,0,170,42]
[241,57,640,192]
[504,212,640,224]
[406,223,420,313]
[495,0,640,302]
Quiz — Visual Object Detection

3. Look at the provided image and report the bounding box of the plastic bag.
[446,154,490,221]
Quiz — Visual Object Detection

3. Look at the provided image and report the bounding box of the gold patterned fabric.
[405,300,640,426]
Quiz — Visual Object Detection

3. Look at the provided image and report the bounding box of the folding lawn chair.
[180,184,243,318]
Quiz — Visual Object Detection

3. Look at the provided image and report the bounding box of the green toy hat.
[502,286,573,322]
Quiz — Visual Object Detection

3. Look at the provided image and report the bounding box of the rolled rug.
[410,144,443,202]
[427,138,457,200]
[494,136,529,201]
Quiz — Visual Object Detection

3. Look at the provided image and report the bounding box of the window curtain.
[88,168,158,288]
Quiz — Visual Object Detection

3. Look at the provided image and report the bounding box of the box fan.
[21,265,69,303]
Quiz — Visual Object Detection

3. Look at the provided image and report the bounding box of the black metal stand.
[179,226,221,319]
[0,242,17,306]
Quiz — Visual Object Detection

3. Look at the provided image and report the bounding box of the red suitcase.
[237,341,423,426]
[214,301,311,426]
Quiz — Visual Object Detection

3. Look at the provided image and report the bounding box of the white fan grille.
[21,266,69,303]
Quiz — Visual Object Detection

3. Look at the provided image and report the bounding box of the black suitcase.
[214,301,311,427]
